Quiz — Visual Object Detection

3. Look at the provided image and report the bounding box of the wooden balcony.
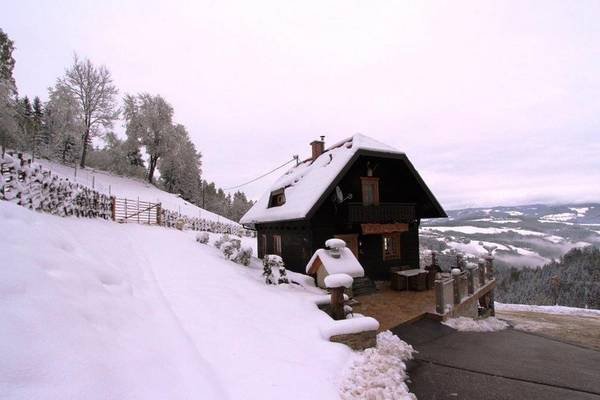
[347,202,416,223]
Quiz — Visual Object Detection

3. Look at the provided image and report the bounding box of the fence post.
[435,279,445,314]
[452,269,461,304]
[478,260,485,285]
[467,265,476,295]
[111,197,116,221]
[484,255,495,281]
[156,203,162,225]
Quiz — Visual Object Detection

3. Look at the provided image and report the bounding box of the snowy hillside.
[35,158,236,224]
[421,203,600,268]
[0,201,355,399]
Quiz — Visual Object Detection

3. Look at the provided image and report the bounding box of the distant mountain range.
[420,203,600,269]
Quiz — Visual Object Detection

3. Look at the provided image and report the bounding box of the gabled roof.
[240,134,446,225]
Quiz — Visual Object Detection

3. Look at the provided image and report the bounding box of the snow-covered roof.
[305,247,365,278]
[240,134,402,224]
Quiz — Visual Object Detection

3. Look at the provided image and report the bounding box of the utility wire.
[223,157,297,190]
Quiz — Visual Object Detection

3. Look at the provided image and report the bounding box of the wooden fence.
[112,198,161,225]
[1,152,253,237]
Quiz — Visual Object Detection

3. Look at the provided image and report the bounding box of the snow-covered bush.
[214,234,230,249]
[339,331,416,400]
[220,241,236,260]
[263,255,283,285]
[277,261,289,284]
[233,246,253,266]
[196,232,210,244]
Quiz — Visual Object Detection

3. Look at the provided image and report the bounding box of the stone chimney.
[310,136,325,161]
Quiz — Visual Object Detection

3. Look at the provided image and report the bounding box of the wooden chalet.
[240,134,447,283]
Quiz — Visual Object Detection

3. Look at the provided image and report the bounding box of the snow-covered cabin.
[240,134,446,284]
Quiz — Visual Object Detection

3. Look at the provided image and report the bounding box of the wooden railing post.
[467,265,476,295]
[435,279,445,314]
[484,255,495,281]
[452,269,461,304]
[478,260,485,285]
[156,203,162,225]
[330,287,346,320]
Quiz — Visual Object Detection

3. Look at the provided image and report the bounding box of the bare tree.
[57,55,118,168]
[123,93,174,184]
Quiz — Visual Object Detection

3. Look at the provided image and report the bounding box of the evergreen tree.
[158,124,202,201]
[0,29,18,155]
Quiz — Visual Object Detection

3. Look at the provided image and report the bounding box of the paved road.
[392,319,600,400]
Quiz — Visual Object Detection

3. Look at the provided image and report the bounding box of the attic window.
[268,189,286,208]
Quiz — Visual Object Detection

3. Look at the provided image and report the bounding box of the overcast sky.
[3,0,600,209]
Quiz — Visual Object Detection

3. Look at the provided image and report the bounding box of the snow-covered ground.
[1,199,418,399]
[36,158,235,224]
[1,201,362,399]
[495,302,600,318]
[442,317,509,332]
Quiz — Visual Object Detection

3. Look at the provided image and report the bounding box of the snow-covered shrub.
[277,261,289,284]
[220,241,235,260]
[339,331,416,400]
[263,255,282,285]
[196,232,210,244]
[233,246,253,266]
[214,234,230,249]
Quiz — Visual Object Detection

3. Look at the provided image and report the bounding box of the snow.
[442,317,509,332]
[424,226,539,236]
[320,317,380,339]
[326,238,347,249]
[324,273,354,288]
[540,213,576,222]
[306,247,365,278]
[569,207,589,216]
[495,302,600,317]
[240,134,402,224]
[0,201,354,399]
[339,331,416,400]
[36,158,236,224]
[472,218,521,223]
[506,211,524,216]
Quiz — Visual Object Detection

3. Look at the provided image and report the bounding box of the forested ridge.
[495,246,600,309]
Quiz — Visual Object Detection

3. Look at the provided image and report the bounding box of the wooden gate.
[113,198,161,224]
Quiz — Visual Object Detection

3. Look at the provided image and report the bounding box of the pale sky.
[3,0,600,209]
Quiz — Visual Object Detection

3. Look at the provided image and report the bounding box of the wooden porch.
[351,282,436,331]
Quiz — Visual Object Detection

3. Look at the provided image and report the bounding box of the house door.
[335,234,359,257]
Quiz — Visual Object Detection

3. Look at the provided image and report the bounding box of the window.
[260,234,267,256]
[273,235,282,256]
[361,177,380,206]
[382,232,401,260]
[268,189,286,208]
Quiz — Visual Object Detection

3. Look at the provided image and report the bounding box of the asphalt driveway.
[392,318,600,400]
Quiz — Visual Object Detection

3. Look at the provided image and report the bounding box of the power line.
[223,157,297,190]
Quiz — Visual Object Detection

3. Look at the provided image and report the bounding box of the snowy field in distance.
[36,158,236,224]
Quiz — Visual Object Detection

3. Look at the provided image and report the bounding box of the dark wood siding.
[255,154,430,280]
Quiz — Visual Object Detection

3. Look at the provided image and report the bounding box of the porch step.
[352,277,377,296]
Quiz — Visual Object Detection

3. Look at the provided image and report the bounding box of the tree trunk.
[80,127,90,168]
[148,155,158,184]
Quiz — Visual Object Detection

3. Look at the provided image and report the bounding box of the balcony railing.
[347,202,416,223]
